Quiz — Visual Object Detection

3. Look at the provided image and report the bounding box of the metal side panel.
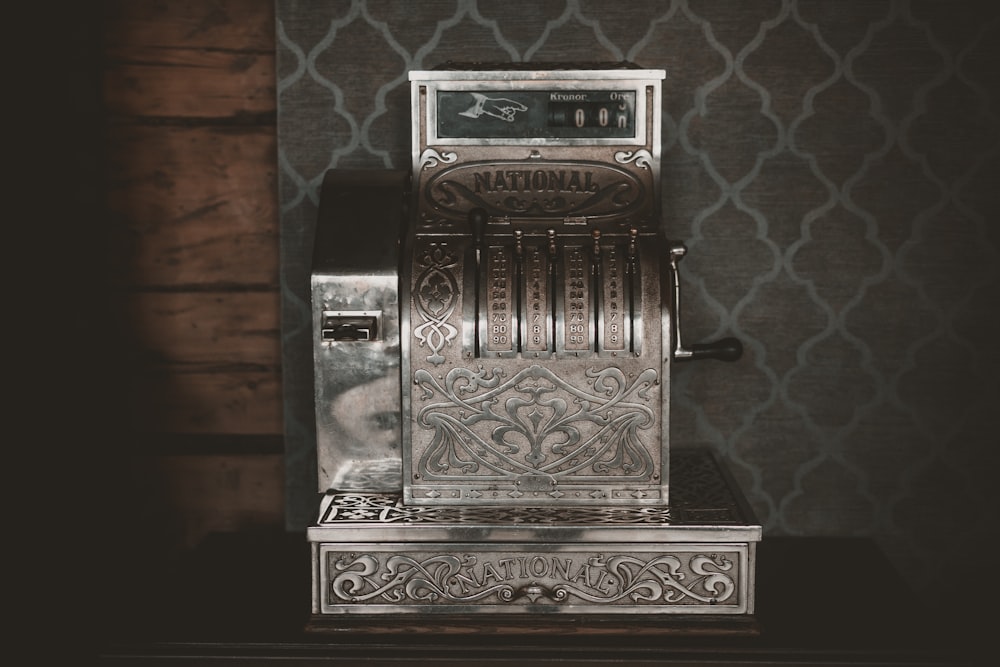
[316,541,752,615]
[312,169,409,492]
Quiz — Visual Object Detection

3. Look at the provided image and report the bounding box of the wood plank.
[128,453,285,551]
[127,369,283,435]
[123,289,282,436]
[125,291,280,366]
[97,0,287,553]
[103,46,275,118]
[103,0,275,52]
[103,0,274,119]
[107,125,278,287]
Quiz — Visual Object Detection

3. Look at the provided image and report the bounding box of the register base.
[308,448,760,626]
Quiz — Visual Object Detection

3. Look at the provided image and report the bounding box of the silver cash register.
[307,63,760,624]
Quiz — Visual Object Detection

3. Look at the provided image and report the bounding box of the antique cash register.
[307,64,761,625]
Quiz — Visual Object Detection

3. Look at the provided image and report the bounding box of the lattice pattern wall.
[276,0,1000,604]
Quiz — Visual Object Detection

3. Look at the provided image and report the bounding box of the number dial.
[598,245,628,354]
[557,247,593,354]
[521,246,552,356]
[481,246,516,356]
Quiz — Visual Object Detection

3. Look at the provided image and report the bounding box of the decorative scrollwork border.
[419,148,458,170]
[325,549,738,607]
[411,243,459,365]
[614,149,652,169]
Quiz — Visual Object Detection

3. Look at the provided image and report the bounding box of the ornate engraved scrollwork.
[327,551,737,606]
[412,244,459,365]
[319,491,678,524]
[423,160,645,220]
[614,149,652,169]
[419,148,458,170]
[330,553,517,603]
[412,364,657,481]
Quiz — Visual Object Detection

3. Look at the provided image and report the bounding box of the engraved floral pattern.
[414,364,658,482]
[412,243,459,365]
[327,550,737,606]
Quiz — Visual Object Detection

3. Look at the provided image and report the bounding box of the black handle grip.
[683,337,743,362]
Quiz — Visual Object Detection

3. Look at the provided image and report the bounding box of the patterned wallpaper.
[276,0,999,605]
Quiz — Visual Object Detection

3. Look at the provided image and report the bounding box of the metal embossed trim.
[419,148,457,170]
[614,149,652,169]
[412,243,459,365]
[325,549,738,607]
[318,450,749,525]
[422,160,646,220]
[319,492,673,525]
[414,364,657,482]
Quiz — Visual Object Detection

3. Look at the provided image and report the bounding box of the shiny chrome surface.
[309,450,759,614]
[409,68,663,232]
[309,449,761,542]
[316,543,753,614]
[311,170,408,491]
[401,231,670,506]
[309,65,756,617]
[402,67,671,507]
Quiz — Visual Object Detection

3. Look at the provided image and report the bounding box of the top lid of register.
[409,63,665,229]
[410,61,665,79]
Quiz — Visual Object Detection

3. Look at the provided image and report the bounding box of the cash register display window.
[435,90,637,140]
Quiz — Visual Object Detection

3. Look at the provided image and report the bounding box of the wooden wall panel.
[127,371,283,436]
[103,49,274,119]
[125,291,280,366]
[108,125,277,287]
[103,1,275,120]
[122,289,282,434]
[103,0,285,549]
[103,0,274,51]
[105,0,282,445]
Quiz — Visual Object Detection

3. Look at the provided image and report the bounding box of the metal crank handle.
[668,241,743,363]
[684,337,743,362]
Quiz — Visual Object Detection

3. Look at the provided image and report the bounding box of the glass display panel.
[436,90,637,140]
